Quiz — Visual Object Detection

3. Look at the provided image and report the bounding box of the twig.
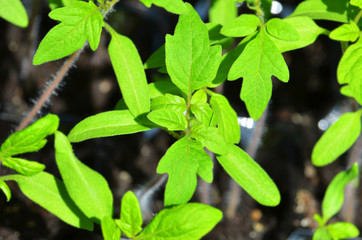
[16,50,81,132]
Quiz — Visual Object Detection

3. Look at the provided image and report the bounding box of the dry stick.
[16,50,81,132]
[225,108,268,219]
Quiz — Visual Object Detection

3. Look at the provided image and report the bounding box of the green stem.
[354,9,362,24]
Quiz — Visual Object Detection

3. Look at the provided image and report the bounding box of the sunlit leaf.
[139,0,187,14]
[0,0,28,27]
[118,191,142,237]
[330,20,360,42]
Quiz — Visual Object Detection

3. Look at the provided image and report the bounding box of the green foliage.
[217,144,281,206]
[220,14,260,37]
[312,110,362,166]
[106,25,151,117]
[266,18,300,41]
[148,108,188,131]
[0,180,11,202]
[139,0,187,15]
[1,157,45,176]
[209,0,238,26]
[151,94,186,112]
[326,222,360,239]
[33,0,104,65]
[0,0,28,27]
[351,0,362,8]
[329,20,360,42]
[2,172,93,230]
[47,0,74,10]
[135,203,222,240]
[55,131,113,222]
[101,216,121,240]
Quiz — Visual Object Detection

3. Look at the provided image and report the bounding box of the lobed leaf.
[101,216,121,240]
[107,26,150,117]
[266,18,300,41]
[337,38,362,85]
[157,137,213,206]
[136,203,222,240]
[329,20,360,42]
[228,28,289,120]
[139,0,187,15]
[220,14,260,38]
[4,172,93,230]
[312,111,362,166]
[0,180,11,202]
[33,1,103,65]
[216,144,281,206]
[209,0,237,26]
[68,110,152,142]
[209,93,240,144]
[118,191,143,237]
[165,3,222,96]
[151,94,186,112]
[326,222,360,239]
[322,163,359,222]
[55,131,113,222]
[147,108,187,131]
[2,157,45,176]
[0,0,28,27]
[0,114,59,157]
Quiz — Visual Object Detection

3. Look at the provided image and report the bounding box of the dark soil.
[1,1,361,240]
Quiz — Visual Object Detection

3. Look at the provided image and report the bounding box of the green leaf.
[220,14,260,38]
[107,26,150,117]
[55,131,113,222]
[337,39,362,84]
[4,172,93,230]
[139,0,187,14]
[118,191,143,237]
[313,228,332,240]
[47,0,74,10]
[349,72,362,105]
[101,216,121,240]
[144,45,165,70]
[191,103,214,126]
[312,111,362,166]
[2,157,45,176]
[351,0,362,8]
[340,84,354,98]
[151,94,186,112]
[322,163,359,222]
[148,80,181,98]
[270,16,327,52]
[314,213,324,226]
[289,0,359,23]
[165,3,222,95]
[68,110,152,143]
[0,0,28,27]
[266,18,300,41]
[190,121,228,155]
[209,93,240,144]
[330,20,360,42]
[207,23,234,47]
[147,109,187,131]
[0,180,11,202]
[33,1,103,65]
[209,0,237,26]
[0,114,59,157]
[216,144,281,206]
[157,137,213,206]
[228,28,289,120]
[136,203,222,240]
[327,222,360,239]
[191,90,207,104]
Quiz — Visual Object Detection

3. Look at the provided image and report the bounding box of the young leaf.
[2,157,45,176]
[191,90,207,105]
[151,94,186,112]
[189,122,228,155]
[220,14,260,38]
[136,203,222,240]
[350,0,362,8]
[33,1,103,65]
[329,20,360,42]
[68,110,152,143]
[337,39,362,84]
[191,103,214,126]
[209,0,237,26]
[228,28,289,120]
[216,144,281,206]
[55,131,113,222]
[0,0,28,27]
[118,191,143,238]
[313,228,332,240]
[157,137,213,206]
[4,172,93,230]
[165,3,222,96]
[312,111,362,166]
[148,80,181,98]
[209,93,240,144]
[139,0,187,15]
[270,16,327,52]
[106,25,150,117]
[290,0,358,23]
[266,18,300,41]
[147,109,187,131]
[0,114,59,157]
[0,180,11,202]
[101,216,121,240]
[326,222,360,239]
[322,163,359,222]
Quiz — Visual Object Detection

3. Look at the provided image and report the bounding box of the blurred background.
[0,0,361,239]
